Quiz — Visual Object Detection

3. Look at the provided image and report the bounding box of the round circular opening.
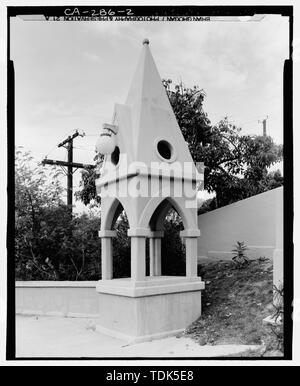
[111,146,120,166]
[157,140,173,161]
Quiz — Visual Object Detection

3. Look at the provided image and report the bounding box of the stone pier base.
[96,276,204,343]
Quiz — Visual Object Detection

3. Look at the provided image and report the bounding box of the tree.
[194,120,283,208]
[15,147,102,280]
[163,81,283,208]
[263,169,284,191]
[162,79,212,153]
[75,153,103,207]
[57,213,101,280]
[15,147,64,216]
[15,147,65,279]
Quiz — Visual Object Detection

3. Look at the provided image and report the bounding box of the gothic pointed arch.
[101,197,133,230]
[139,192,196,231]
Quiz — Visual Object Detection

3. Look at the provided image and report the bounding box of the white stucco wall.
[197,186,283,260]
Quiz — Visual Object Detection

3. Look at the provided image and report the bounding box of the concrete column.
[154,238,162,276]
[149,231,164,276]
[180,229,200,278]
[131,237,146,281]
[98,230,116,280]
[149,237,155,276]
[101,237,113,280]
[185,237,198,277]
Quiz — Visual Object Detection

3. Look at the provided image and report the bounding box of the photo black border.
[6,5,294,362]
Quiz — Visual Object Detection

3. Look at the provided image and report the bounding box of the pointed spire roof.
[126,39,172,116]
[114,39,198,172]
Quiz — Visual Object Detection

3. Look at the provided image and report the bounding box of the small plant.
[269,284,284,353]
[232,241,249,268]
[272,284,284,323]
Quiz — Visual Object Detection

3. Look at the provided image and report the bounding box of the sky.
[10,14,289,211]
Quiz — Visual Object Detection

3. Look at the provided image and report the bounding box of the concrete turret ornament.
[95,123,119,155]
[94,38,205,343]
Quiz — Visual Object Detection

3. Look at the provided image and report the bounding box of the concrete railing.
[16,281,99,318]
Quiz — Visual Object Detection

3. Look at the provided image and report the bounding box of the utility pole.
[262,119,267,137]
[42,130,95,212]
[259,116,268,137]
[58,132,76,211]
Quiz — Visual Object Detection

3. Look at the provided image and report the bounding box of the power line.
[44,129,85,158]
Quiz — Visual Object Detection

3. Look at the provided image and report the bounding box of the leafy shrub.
[269,284,284,352]
[231,241,250,268]
[16,205,102,281]
[272,284,284,322]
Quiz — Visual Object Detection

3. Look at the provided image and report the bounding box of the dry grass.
[182,258,283,357]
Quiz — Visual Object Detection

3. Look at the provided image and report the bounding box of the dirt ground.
[182,258,283,356]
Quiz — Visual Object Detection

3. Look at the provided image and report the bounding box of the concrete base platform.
[96,276,204,343]
[16,277,205,343]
